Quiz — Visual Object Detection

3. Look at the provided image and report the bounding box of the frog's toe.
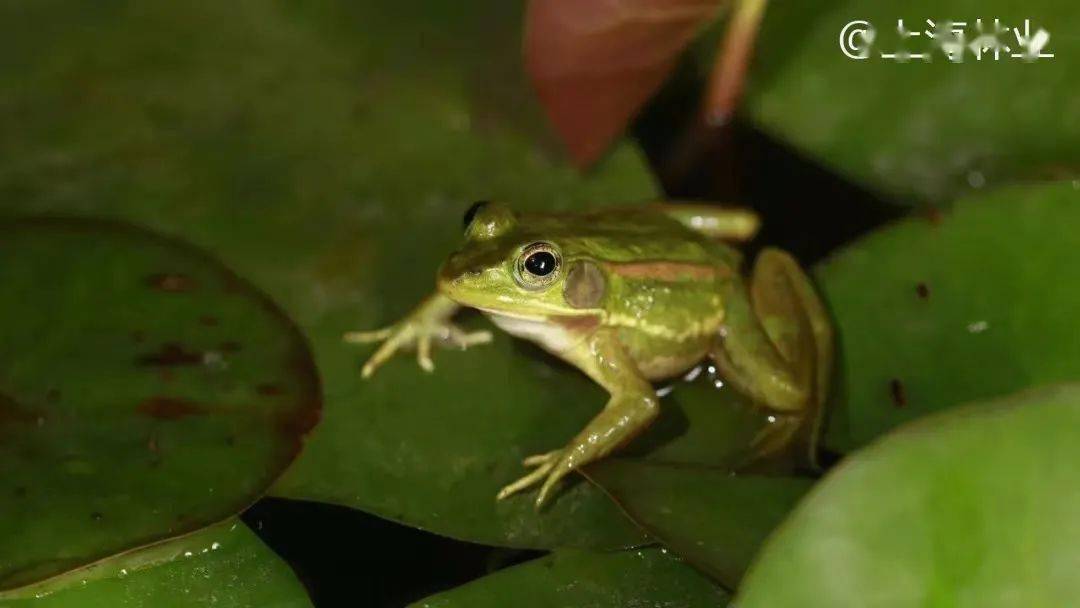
[416,334,434,372]
[535,455,578,509]
[446,327,493,349]
[358,324,420,378]
[495,449,562,502]
[343,327,395,343]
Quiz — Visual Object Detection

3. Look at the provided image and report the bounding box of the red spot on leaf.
[526,0,723,166]
[889,379,907,408]
[145,273,198,292]
[137,397,208,421]
[136,342,202,367]
[0,393,39,427]
[256,383,286,396]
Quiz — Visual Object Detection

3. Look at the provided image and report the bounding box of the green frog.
[346,201,833,508]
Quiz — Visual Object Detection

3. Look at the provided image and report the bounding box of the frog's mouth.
[473,306,547,322]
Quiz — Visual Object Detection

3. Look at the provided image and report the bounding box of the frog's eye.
[516,242,561,289]
[462,200,489,230]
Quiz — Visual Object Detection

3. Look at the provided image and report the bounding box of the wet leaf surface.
[738,384,1080,607]
[0,220,320,591]
[0,0,662,548]
[584,459,812,590]
[815,181,1080,451]
[0,520,312,607]
[525,0,725,166]
[409,547,729,608]
[744,1,1080,203]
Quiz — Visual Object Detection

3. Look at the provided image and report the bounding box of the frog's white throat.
[482,310,576,354]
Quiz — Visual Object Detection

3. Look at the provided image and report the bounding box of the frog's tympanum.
[346,202,833,508]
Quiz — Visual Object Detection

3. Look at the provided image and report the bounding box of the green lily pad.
[0,219,319,592]
[0,520,312,607]
[744,1,1080,202]
[585,459,812,590]
[738,383,1080,607]
[409,548,729,608]
[816,180,1080,451]
[0,0,662,548]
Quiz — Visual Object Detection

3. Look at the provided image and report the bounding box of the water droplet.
[966,320,989,333]
[201,351,228,371]
[966,170,986,188]
[767,415,777,423]
[184,551,193,558]
[211,542,221,551]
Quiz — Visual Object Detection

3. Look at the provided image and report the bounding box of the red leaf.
[526,0,725,168]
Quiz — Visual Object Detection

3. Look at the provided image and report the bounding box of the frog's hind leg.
[710,248,833,466]
[652,203,761,241]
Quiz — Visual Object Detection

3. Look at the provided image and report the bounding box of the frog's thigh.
[711,276,808,414]
[750,248,833,409]
[535,330,659,507]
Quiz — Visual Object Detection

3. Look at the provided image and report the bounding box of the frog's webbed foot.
[344,293,492,378]
[495,449,563,503]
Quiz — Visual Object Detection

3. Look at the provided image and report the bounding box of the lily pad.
[0,219,319,592]
[744,0,1080,202]
[738,383,1080,607]
[0,520,312,607]
[0,0,662,548]
[409,548,729,608]
[585,459,812,590]
[815,180,1080,451]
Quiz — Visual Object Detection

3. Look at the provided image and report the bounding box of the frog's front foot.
[495,449,564,507]
[344,295,492,378]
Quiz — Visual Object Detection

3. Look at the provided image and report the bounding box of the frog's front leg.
[344,293,493,378]
[712,248,833,464]
[496,328,658,508]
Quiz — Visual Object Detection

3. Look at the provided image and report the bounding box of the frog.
[345,201,833,508]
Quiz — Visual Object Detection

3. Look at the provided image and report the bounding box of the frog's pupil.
[463,200,489,229]
[524,251,556,276]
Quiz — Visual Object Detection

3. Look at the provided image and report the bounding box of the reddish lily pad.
[0,219,320,592]
[526,0,725,166]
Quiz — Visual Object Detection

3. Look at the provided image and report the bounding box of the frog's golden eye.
[516,242,561,289]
